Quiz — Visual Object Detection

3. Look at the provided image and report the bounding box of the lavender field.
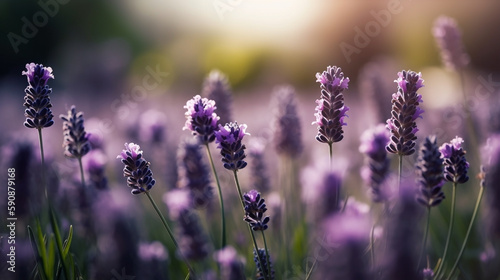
[2,1,500,280]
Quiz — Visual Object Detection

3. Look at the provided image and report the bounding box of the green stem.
[145,191,196,278]
[435,183,457,278]
[370,223,376,269]
[77,157,86,188]
[445,184,485,280]
[305,258,318,280]
[261,231,272,280]
[205,144,226,249]
[417,207,431,271]
[233,171,269,280]
[398,154,403,194]
[37,128,48,201]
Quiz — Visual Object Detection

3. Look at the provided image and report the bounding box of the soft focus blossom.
[202,70,233,125]
[360,124,391,202]
[433,16,470,70]
[60,105,91,158]
[248,137,271,193]
[214,246,246,280]
[271,85,303,158]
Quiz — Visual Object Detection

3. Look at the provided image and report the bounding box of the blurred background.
[2,0,500,278]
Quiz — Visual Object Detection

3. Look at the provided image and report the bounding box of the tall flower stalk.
[117,143,196,277]
[386,70,424,189]
[415,136,445,270]
[183,95,226,248]
[214,122,270,280]
[60,105,91,188]
[23,62,55,199]
[435,137,469,278]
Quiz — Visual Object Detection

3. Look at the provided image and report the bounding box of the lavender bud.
[432,16,470,71]
[359,124,391,203]
[22,63,55,129]
[271,85,303,158]
[116,143,156,194]
[243,190,270,231]
[416,136,445,207]
[183,95,220,144]
[214,246,246,280]
[253,248,275,280]
[177,138,213,208]
[214,122,249,171]
[439,136,469,184]
[202,70,233,125]
[60,105,91,159]
[313,66,350,144]
[386,70,425,156]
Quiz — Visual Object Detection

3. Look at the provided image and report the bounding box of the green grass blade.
[63,225,73,258]
[28,225,48,280]
[49,207,72,280]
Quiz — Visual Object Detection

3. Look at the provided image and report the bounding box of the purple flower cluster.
[22,63,55,129]
[313,65,350,144]
[60,105,91,159]
[416,136,445,207]
[177,138,213,208]
[253,248,275,280]
[439,136,469,184]
[183,95,220,144]
[243,190,270,231]
[248,138,271,193]
[386,70,425,156]
[359,124,391,203]
[214,122,249,171]
[433,16,470,70]
[214,246,246,280]
[117,143,156,194]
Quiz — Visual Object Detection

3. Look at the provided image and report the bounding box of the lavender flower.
[243,190,270,231]
[177,138,213,208]
[359,124,391,203]
[138,241,169,280]
[117,143,156,194]
[253,248,275,280]
[416,136,445,207]
[163,189,211,261]
[433,16,470,71]
[248,138,271,193]
[439,136,469,184]
[183,95,220,144]
[202,70,233,125]
[214,122,249,171]
[386,70,424,156]
[313,65,350,144]
[271,85,303,158]
[22,63,55,129]
[60,105,91,158]
[214,246,246,280]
